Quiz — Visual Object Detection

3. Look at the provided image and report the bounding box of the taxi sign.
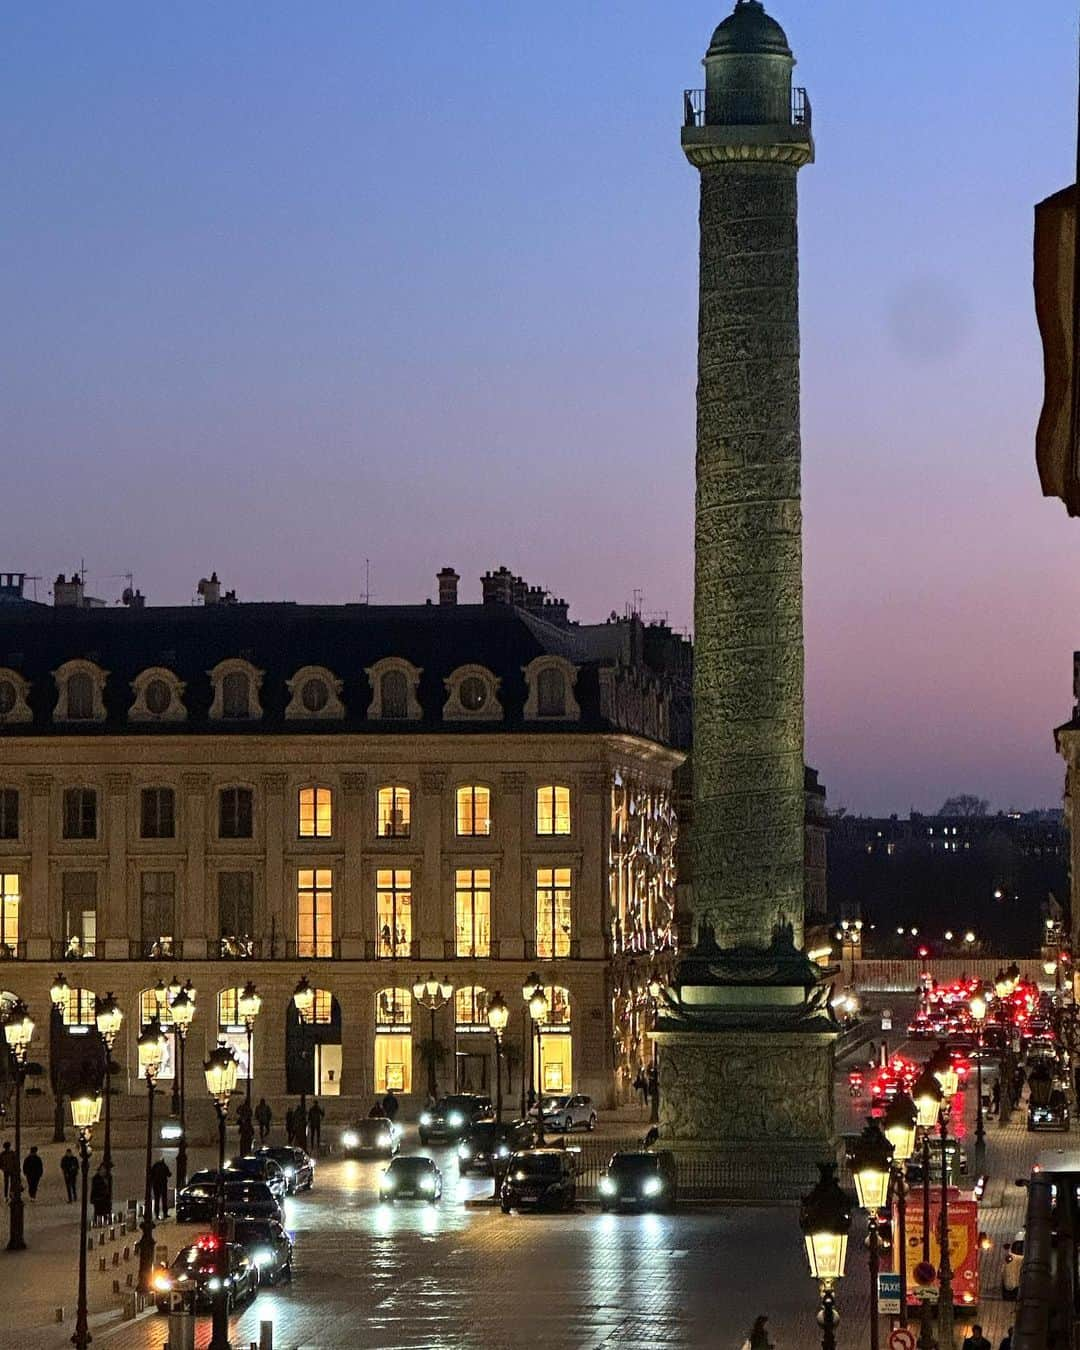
[877,1272,902,1315]
[889,1329,916,1350]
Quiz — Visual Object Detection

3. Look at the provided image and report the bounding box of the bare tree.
[937,795,989,817]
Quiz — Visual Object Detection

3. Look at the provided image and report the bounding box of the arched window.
[217,988,254,1080]
[67,674,94,721]
[54,660,107,723]
[455,986,489,1030]
[536,785,571,836]
[377,785,410,838]
[208,660,263,722]
[299,787,333,838]
[381,670,408,719]
[535,986,572,1094]
[455,785,491,837]
[374,987,412,1093]
[365,658,422,722]
[222,671,250,720]
[58,986,96,1027]
[537,667,566,717]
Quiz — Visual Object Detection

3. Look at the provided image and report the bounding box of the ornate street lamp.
[292,974,315,1118]
[94,992,123,1214]
[912,1058,942,1312]
[136,1018,167,1293]
[3,1001,34,1251]
[170,987,195,1188]
[527,982,549,1143]
[412,973,453,1101]
[799,1162,852,1350]
[486,992,509,1123]
[646,976,664,1124]
[203,1040,239,1350]
[237,980,261,1139]
[883,1090,918,1329]
[849,1122,894,1350]
[69,1089,103,1350]
[520,971,541,1117]
[969,992,987,1176]
[50,972,70,1144]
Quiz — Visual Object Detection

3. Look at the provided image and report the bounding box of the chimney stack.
[437,567,460,606]
[54,573,85,607]
[197,572,221,606]
[481,569,513,605]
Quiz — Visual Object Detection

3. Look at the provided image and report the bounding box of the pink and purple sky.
[3,3,1080,814]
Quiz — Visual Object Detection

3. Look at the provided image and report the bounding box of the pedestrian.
[632,1067,647,1110]
[0,1141,16,1199]
[741,1315,773,1349]
[991,1078,1001,1116]
[295,1101,308,1150]
[237,1099,254,1156]
[23,1145,43,1200]
[308,1099,324,1151]
[285,1105,296,1145]
[962,1326,991,1350]
[998,1330,1013,1350]
[369,1100,385,1118]
[149,1156,171,1219]
[256,1097,272,1144]
[647,1063,659,1111]
[90,1168,110,1223]
[382,1090,399,1122]
[60,1148,79,1203]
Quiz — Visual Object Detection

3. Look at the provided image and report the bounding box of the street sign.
[889,1330,916,1350]
[166,1291,187,1314]
[878,1272,902,1315]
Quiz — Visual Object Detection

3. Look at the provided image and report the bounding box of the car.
[176,1170,226,1224]
[379,1155,442,1204]
[418,1094,493,1144]
[255,1145,314,1193]
[457,1119,539,1174]
[221,1180,285,1223]
[1002,1229,1025,1299]
[904,1141,967,1185]
[500,1148,577,1213]
[1028,1090,1070,1132]
[153,1235,258,1313]
[598,1151,677,1211]
[231,1217,293,1285]
[341,1119,400,1159]
[226,1155,288,1203]
[541,1094,597,1133]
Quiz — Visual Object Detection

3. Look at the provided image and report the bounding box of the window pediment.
[0,669,32,726]
[129,667,187,723]
[285,666,344,721]
[443,664,503,722]
[53,660,107,724]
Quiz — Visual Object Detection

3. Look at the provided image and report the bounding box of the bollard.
[87,1239,94,1253]
[99,1256,106,1273]
[125,1272,133,1288]
[98,1232,106,1247]
[54,1308,64,1323]
[123,1245,130,1260]
[112,1280,120,1295]
[112,1250,120,1267]
[260,1321,274,1350]
[110,1226,117,1240]
[122,1292,137,1320]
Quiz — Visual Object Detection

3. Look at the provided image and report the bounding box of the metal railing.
[683,87,810,131]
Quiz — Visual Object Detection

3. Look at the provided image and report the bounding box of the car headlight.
[458,1143,471,1158]
[253,1248,273,1267]
[342,1131,359,1149]
[208,1277,222,1292]
[513,1171,527,1181]
[419,1113,433,1127]
[599,1177,616,1196]
[153,1273,173,1292]
[447,1112,464,1127]
[382,1175,396,1190]
[496,1145,509,1158]
[643,1176,663,1197]
[284,1166,295,1178]
[420,1176,435,1192]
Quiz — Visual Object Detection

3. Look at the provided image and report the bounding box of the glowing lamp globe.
[799,1163,852,1283]
[204,1041,240,1104]
[486,991,510,1035]
[3,1005,34,1058]
[439,977,454,1003]
[238,981,262,1026]
[522,971,541,1003]
[70,1091,103,1132]
[50,971,69,1009]
[529,988,548,1023]
[882,1092,918,1164]
[913,1066,943,1129]
[170,988,195,1033]
[969,994,987,1023]
[137,1020,167,1082]
[95,993,123,1046]
[849,1123,894,1211]
[292,976,315,1023]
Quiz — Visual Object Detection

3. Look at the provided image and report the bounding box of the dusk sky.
[4,2,1080,815]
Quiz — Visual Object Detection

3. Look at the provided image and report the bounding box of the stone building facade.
[0,570,682,1119]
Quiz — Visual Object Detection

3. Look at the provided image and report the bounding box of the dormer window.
[53,660,107,724]
[0,669,31,726]
[366,658,423,722]
[129,668,186,723]
[444,665,503,722]
[523,656,580,722]
[285,666,345,721]
[208,660,263,722]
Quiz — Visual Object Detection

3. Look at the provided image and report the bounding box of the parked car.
[1028,1089,1070,1132]
[500,1148,577,1213]
[540,1094,597,1133]
[418,1095,493,1145]
[457,1119,539,1175]
[1002,1229,1025,1299]
[226,1155,288,1203]
[176,1170,225,1224]
[379,1155,443,1204]
[254,1145,314,1193]
[153,1235,258,1313]
[599,1151,677,1212]
[231,1217,293,1285]
[341,1118,400,1159]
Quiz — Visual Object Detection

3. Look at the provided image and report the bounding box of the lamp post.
[204,1041,239,1350]
[50,972,70,1143]
[412,973,453,1101]
[292,973,315,1118]
[840,917,863,984]
[849,1121,894,1350]
[647,976,663,1124]
[136,1018,166,1293]
[883,1090,918,1329]
[237,980,261,1150]
[3,1001,34,1252]
[164,975,182,1115]
[929,1050,959,1350]
[913,1062,943,1350]
[798,1162,852,1350]
[170,987,195,1188]
[527,982,548,1143]
[520,971,540,1117]
[70,1088,103,1350]
[969,991,987,1178]
[486,992,509,1123]
[93,993,123,1216]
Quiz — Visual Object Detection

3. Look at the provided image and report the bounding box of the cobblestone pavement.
[0,1041,1049,1350]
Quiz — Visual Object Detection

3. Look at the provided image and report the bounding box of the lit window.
[140,787,175,839]
[140,872,176,959]
[374,987,412,1093]
[62,871,97,958]
[455,869,491,957]
[0,789,19,840]
[456,785,491,837]
[299,786,333,838]
[455,986,489,1029]
[60,987,96,1027]
[537,785,571,836]
[377,786,411,838]
[63,788,97,840]
[536,867,572,958]
[312,988,334,1024]
[533,986,572,1093]
[216,989,252,1078]
[376,869,412,958]
[218,872,254,958]
[0,873,19,955]
[297,868,333,958]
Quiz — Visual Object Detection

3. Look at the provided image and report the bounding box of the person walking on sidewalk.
[60,1148,79,1202]
[308,1100,324,1152]
[150,1156,171,1219]
[90,1168,110,1223]
[0,1142,16,1199]
[23,1146,43,1200]
[962,1327,991,1350]
[742,1315,773,1349]
[256,1097,272,1144]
